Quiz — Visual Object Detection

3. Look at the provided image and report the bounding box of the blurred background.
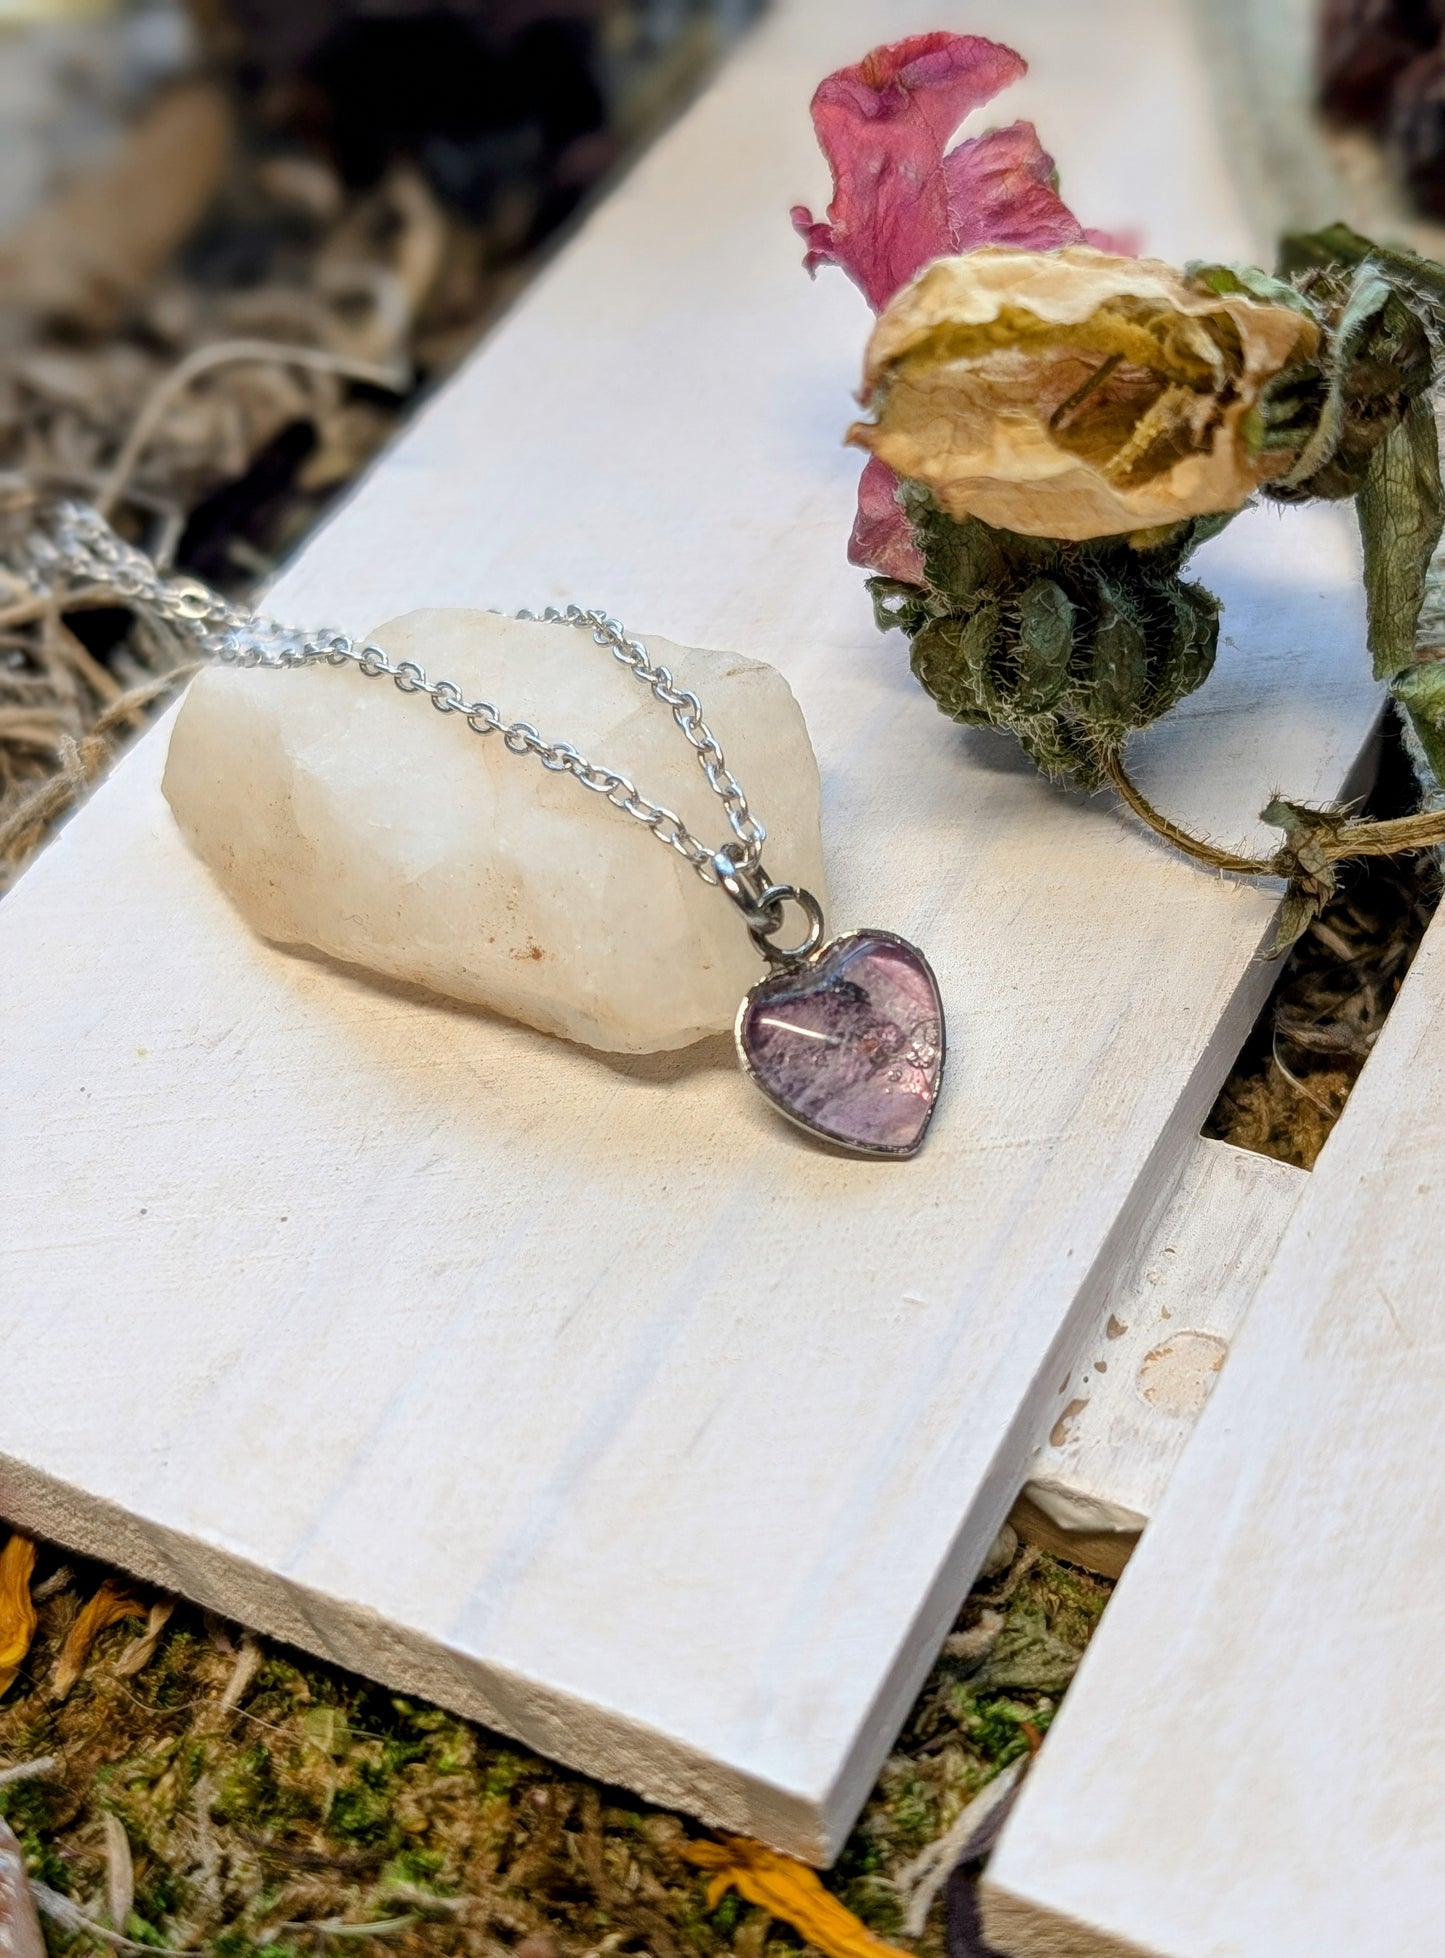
[0,0,760,895]
[0,0,760,584]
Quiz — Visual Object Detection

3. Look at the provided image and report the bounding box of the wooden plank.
[1006,1495,1137,1586]
[0,0,1385,1861]
[1021,1137,1308,1550]
[984,914,1445,1957]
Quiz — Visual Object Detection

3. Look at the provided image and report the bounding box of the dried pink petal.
[794,32,1118,578]
[791,33,1088,312]
[941,122,1088,255]
[848,458,925,583]
[1085,226,1144,256]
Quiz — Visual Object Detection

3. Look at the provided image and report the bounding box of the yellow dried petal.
[0,1534,38,1698]
[682,1836,907,1958]
[851,244,1319,541]
[50,1578,146,1703]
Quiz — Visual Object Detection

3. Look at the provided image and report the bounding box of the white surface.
[985,910,1445,1957]
[0,0,1385,1860]
[1025,1137,1308,1534]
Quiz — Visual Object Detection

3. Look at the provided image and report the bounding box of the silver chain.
[19,501,825,961]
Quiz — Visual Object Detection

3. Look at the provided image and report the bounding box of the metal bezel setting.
[734,928,946,1160]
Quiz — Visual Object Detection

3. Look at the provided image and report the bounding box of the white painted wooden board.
[985,907,1445,1957]
[0,0,1384,1860]
[1024,1137,1308,1538]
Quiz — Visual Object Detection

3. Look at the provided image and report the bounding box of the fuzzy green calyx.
[871,494,1226,786]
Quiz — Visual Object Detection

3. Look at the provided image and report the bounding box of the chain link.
[31,501,775,891]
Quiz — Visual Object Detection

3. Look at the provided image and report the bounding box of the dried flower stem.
[1102,748,1274,875]
[1104,745,1445,878]
[29,1878,199,1955]
[1314,805,1445,857]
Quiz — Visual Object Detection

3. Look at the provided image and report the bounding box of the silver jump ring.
[748,885,825,967]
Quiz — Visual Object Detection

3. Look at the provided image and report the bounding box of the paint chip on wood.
[1135,1332,1229,1418]
[1050,1400,1089,1448]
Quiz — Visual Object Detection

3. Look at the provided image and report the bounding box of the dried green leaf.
[1275,222,1379,280]
[1013,580,1073,713]
[1188,260,1317,314]
[1087,583,1148,724]
[1273,269,1394,492]
[1258,796,1348,956]
[1390,660,1445,790]
[1263,887,1328,958]
[1358,392,1445,679]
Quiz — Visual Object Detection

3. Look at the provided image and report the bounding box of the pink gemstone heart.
[737,930,944,1157]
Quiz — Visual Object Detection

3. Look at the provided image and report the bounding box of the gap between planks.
[982,901,1445,1958]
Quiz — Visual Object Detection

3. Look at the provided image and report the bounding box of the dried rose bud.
[849,245,1321,542]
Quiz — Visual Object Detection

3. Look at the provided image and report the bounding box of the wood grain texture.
[0,0,1384,1860]
[1024,1138,1308,1539]
[1006,1495,1137,1586]
[984,914,1445,1957]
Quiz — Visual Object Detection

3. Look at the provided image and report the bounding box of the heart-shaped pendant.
[736,930,945,1158]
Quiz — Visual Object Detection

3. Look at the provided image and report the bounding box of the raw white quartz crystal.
[163,609,828,1054]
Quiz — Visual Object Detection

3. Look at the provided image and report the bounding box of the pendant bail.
[712,847,825,968]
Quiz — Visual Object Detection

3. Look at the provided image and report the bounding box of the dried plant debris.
[682,1839,909,1958]
[50,1582,147,1707]
[0,1813,46,1958]
[0,1537,1108,1956]
[0,131,497,894]
[0,1536,38,1701]
[0,1,753,900]
[0,81,234,330]
[1207,716,1441,1167]
[0,44,587,897]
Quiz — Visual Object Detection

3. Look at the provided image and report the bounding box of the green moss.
[0,1539,1109,1955]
